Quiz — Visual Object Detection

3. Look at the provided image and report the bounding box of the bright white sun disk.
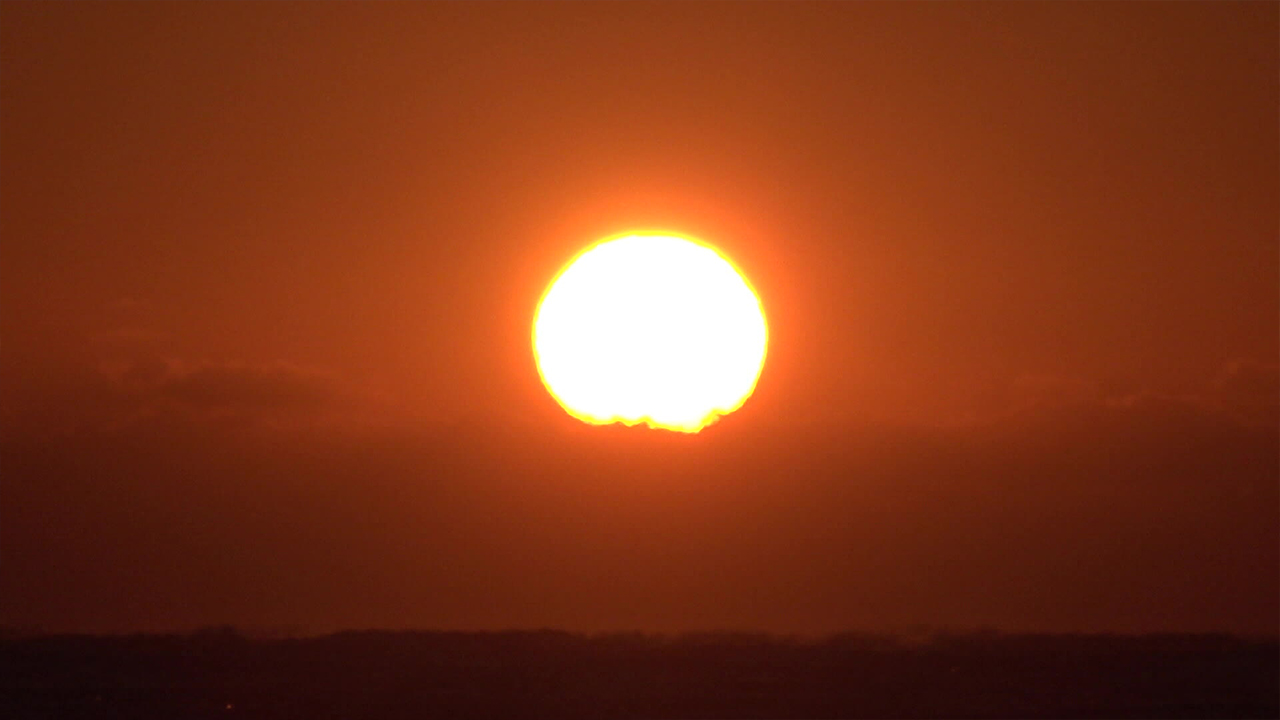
[533,233,767,432]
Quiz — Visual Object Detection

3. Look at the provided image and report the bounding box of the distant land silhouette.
[2,628,1275,719]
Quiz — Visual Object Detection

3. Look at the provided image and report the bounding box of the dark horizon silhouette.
[3,627,1278,719]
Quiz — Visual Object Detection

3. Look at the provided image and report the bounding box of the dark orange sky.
[2,2,1276,636]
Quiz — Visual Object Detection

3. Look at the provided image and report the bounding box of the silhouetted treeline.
[2,628,1276,719]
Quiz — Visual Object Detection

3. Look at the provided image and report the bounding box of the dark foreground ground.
[2,629,1276,719]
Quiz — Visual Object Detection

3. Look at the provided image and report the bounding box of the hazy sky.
[2,2,1276,636]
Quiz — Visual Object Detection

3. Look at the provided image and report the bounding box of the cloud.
[999,358,1279,434]
[1,362,1275,636]
[1213,358,1279,429]
[3,357,341,437]
[111,358,336,414]
[1,353,1273,635]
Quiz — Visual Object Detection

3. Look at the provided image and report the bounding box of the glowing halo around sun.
[533,232,768,433]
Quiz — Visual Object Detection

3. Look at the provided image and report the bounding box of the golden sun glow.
[533,233,767,433]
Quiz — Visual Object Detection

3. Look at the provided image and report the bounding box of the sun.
[533,232,768,433]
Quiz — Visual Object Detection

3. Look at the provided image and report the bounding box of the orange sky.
[2,2,1276,636]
